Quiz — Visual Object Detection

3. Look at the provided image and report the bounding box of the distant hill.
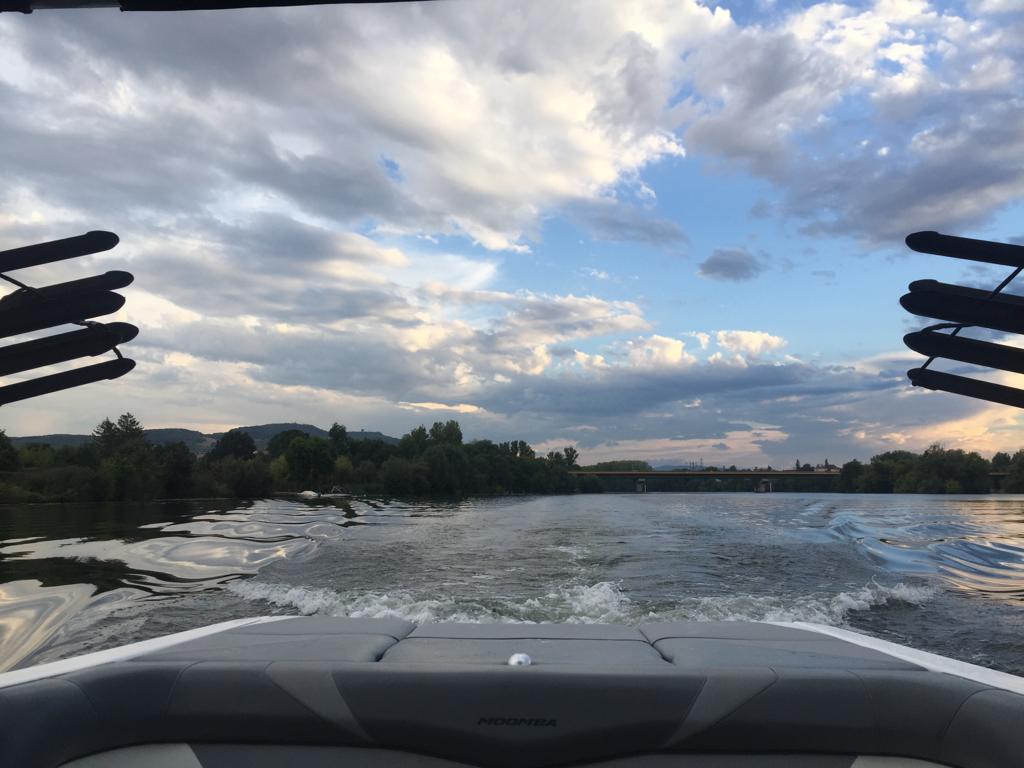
[10,423,399,453]
[209,423,330,447]
[347,430,400,446]
[9,433,92,448]
[209,423,399,450]
[145,429,212,452]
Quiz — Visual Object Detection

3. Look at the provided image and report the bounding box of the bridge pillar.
[635,477,647,493]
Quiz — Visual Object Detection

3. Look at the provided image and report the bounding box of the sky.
[1,0,1024,468]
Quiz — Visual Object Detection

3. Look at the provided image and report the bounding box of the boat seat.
[135,616,414,663]
[61,743,948,767]
[383,622,668,666]
[2,617,1023,768]
[641,622,921,671]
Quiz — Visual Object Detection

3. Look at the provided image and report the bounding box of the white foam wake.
[227,579,934,628]
[659,582,935,626]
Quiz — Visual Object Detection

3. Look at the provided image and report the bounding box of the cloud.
[715,330,787,359]
[3,0,1024,468]
[686,332,711,349]
[812,269,837,285]
[569,199,687,248]
[675,1,1024,242]
[3,0,1022,252]
[969,0,1024,13]
[698,248,764,281]
[567,428,791,468]
[399,402,486,414]
[625,334,696,368]
[0,1,703,253]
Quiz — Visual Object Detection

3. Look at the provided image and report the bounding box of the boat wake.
[227,578,934,628]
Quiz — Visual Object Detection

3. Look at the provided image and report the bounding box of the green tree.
[429,420,463,446]
[93,413,146,457]
[839,459,864,492]
[68,442,100,469]
[379,456,429,496]
[0,430,19,471]
[115,413,145,441]
[92,418,120,456]
[350,438,398,470]
[98,441,160,500]
[355,459,377,485]
[992,451,1012,471]
[910,444,989,494]
[328,423,350,456]
[399,425,430,457]
[512,440,535,459]
[208,429,257,461]
[860,451,917,493]
[333,454,354,484]
[563,446,579,468]
[267,429,309,458]
[270,455,290,488]
[19,443,56,468]
[285,436,333,487]
[424,443,469,495]
[155,442,195,498]
[583,460,652,471]
[1002,450,1024,492]
[220,456,273,498]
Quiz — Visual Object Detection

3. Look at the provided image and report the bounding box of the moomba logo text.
[477,717,557,727]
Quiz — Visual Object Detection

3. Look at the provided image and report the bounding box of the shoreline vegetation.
[0,414,1022,503]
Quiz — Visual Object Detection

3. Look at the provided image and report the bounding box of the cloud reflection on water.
[0,499,361,671]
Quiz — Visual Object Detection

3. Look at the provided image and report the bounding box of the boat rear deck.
[2,618,1022,767]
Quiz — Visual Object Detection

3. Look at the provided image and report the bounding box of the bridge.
[569,469,839,493]
[569,470,838,479]
[569,470,1010,493]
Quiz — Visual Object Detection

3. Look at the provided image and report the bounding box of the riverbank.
[3,415,1024,503]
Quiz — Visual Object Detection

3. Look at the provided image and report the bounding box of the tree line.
[836,445,1023,494]
[0,415,588,502]
[2,419,1023,502]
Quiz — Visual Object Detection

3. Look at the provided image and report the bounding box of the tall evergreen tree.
[115,413,145,440]
[92,417,120,456]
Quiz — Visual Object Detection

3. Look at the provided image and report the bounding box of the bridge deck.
[569,470,839,478]
[569,470,1008,479]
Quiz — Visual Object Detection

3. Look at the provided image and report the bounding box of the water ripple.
[825,499,1024,597]
[5,494,1024,675]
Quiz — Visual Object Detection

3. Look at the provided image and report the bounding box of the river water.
[2,493,1024,674]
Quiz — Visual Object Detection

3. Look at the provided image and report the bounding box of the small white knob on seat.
[507,653,532,667]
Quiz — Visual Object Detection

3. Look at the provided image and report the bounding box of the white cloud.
[686,331,711,349]
[399,402,486,415]
[626,334,696,368]
[2,0,1023,464]
[715,330,788,358]
[578,427,790,468]
[1,2,693,253]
